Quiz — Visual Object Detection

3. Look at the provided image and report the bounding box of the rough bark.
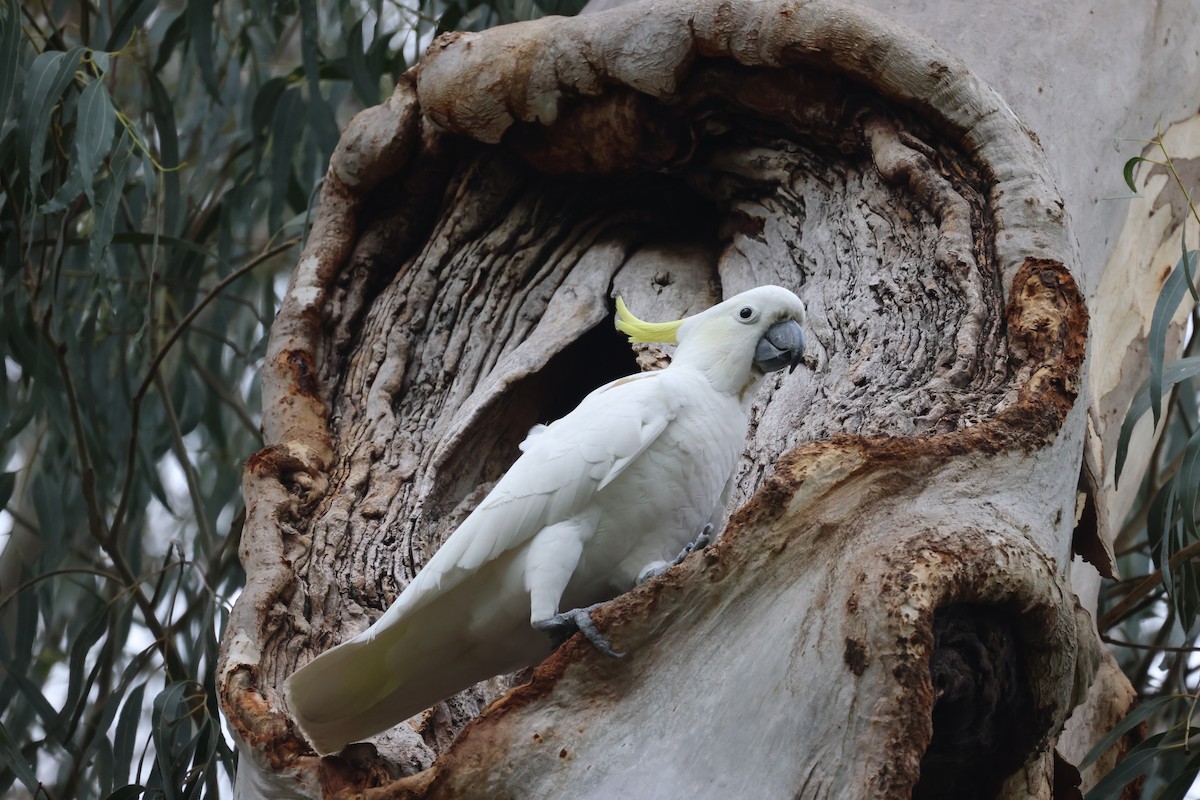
[215,0,1200,797]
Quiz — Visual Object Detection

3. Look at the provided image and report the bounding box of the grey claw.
[637,524,717,584]
[674,523,715,564]
[533,603,624,658]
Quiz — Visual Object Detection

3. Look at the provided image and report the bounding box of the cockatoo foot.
[533,603,624,659]
[636,523,715,583]
[682,523,714,558]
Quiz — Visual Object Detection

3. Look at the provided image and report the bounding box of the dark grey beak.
[754,319,805,374]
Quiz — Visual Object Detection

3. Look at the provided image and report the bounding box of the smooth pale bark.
[216,0,1200,797]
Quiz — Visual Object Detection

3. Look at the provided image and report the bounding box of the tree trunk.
[216,0,1200,797]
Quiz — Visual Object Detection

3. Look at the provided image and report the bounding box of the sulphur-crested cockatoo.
[285,285,806,755]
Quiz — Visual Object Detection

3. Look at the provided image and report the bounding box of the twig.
[39,315,187,681]
[1102,635,1200,654]
[1100,538,1200,630]
[110,238,299,538]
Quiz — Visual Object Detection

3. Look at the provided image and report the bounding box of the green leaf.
[297,0,340,159]
[151,680,198,800]
[113,682,147,783]
[0,471,14,509]
[102,786,148,800]
[267,88,303,232]
[299,0,323,90]
[1149,249,1199,425]
[111,232,217,261]
[1081,695,1182,767]
[74,75,117,208]
[86,642,153,774]
[90,128,137,267]
[104,0,157,51]
[19,46,86,197]
[31,473,66,553]
[1123,155,1153,193]
[346,16,380,106]
[1175,556,1200,633]
[64,605,110,729]
[1181,231,1198,303]
[0,0,20,126]
[1146,479,1176,596]
[250,76,288,140]
[92,734,117,796]
[146,71,182,234]
[0,642,67,749]
[1179,427,1200,542]
[1116,357,1200,487]
[0,718,40,796]
[153,14,187,72]
[185,0,220,98]
[1084,729,1189,799]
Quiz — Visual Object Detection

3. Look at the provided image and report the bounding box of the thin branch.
[1103,635,1200,654]
[1100,538,1200,630]
[39,314,187,682]
[110,237,299,539]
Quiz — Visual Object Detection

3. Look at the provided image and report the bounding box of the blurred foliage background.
[2,0,1199,799]
[1087,139,1200,800]
[0,0,581,797]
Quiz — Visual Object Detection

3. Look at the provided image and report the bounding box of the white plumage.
[285,285,806,755]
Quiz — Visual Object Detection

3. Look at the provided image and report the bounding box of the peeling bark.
[209,0,1180,796]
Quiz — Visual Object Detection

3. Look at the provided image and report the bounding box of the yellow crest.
[614,296,682,344]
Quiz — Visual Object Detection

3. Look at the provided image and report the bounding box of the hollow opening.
[913,603,1039,800]
[429,306,642,522]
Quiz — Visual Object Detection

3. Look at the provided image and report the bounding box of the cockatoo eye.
[736,306,758,323]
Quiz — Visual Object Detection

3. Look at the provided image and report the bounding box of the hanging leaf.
[1116,357,1200,487]
[1084,730,1192,800]
[1148,248,1200,425]
[146,71,182,235]
[0,719,40,796]
[185,0,221,99]
[19,46,86,197]
[0,0,20,126]
[267,88,303,232]
[1122,155,1154,193]
[89,128,137,268]
[74,75,117,208]
[1178,426,1200,540]
[1081,695,1184,767]
[113,682,148,784]
[0,471,14,509]
[346,15,380,106]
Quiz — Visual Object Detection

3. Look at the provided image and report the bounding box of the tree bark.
[216,0,1200,797]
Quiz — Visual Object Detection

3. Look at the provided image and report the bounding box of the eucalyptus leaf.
[1149,249,1200,425]
[90,128,137,268]
[1,2,565,797]
[113,683,148,783]
[19,46,86,197]
[0,0,20,126]
[1116,357,1200,486]
[185,0,220,98]
[102,785,148,800]
[1123,155,1153,193]
[1081,695,1183,768]
[0,718,40,796]
[74,76,117,207]
[0,471,15,509]
[1084,730,1182,800]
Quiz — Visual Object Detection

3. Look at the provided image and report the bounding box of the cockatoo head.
[615,285,806,395]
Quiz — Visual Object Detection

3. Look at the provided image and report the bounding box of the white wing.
[285,370,680,753]
[386,371,677,620]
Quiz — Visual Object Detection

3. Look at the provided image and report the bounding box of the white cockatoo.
[285,285,807,755]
